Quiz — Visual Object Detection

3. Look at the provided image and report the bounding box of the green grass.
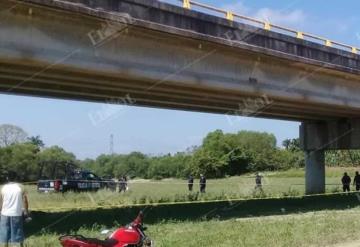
[25,209,360,247]
[23,192,360,246]
[149,209,360,247]
[27,167,357,211]
[13,168,360,246]
[268,166,360,178]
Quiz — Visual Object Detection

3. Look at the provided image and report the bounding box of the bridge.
[1,0,360,194]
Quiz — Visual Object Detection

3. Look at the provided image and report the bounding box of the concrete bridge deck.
[0,0,360,121]
[3,0,360,194]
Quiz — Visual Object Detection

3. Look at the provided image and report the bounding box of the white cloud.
[222,2,250,15]
[160,0,305,28]
[161,0,356,45]
[254,8,305,27]
[222,1,306,28]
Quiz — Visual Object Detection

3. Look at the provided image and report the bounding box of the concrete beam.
[0,0,360,121]
[300,119,360,150]
[13,0,360,74]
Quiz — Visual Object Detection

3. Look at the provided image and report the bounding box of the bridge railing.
[179,0,359,54]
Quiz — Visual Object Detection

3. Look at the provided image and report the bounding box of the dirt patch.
[330,240,360,247]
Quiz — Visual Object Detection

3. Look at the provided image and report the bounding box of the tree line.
[74,130,307,179]
[0,124,76,182]
[0,123,359,182]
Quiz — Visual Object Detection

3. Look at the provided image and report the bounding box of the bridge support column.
[305,149,325,195]
[300,119,360,194]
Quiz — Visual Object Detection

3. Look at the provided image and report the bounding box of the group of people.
[187,172,360,194]
[341,171,360,192]
[187,173,263,193]
[187,174,207,193]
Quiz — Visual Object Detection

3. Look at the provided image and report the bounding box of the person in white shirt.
[0,171,29,247]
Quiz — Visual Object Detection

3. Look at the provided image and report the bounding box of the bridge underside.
[3,56,359,121]
[1,0,360,121]
[2,0,360,195]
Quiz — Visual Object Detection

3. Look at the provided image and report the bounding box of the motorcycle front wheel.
[142,238,154,247]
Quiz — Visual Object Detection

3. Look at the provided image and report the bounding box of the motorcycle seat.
[85,238,118,247]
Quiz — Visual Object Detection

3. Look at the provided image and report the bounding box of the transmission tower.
[110,134,114,155]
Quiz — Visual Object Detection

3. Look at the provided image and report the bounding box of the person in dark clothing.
[342,172,351,192]
[188,175,194,192]
[255,172,263,191]
[353,171,360,191]
[119,176,126,193]
[199,174,206,193]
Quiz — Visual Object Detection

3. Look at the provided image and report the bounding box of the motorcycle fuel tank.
[110,227,141,246]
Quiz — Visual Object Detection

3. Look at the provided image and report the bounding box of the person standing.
[188,175,194,192]
[353,171,360,191]
[255,172,263,191]
[123,176,128,191]
[199,174,206,193]
[119,176,126,193]
[0,172,29,247]
[341,172,351,192]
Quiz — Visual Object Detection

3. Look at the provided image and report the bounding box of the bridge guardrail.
[178,0,359,54]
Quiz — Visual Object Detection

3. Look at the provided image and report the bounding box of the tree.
[325,150,360,167]
[0,146,12,182]
[0,124,28,147]
[114,152,150,178]
[282,139,291,150]
[147,152,189,179]
[1,143,39,181]
[288,138,301,152]
[27,135,45,148]
[186,130,284,177]
[80,158,98,173]
[188,130,232,178]
[37,146,76,179]
[65,130,308,180]
[94,154,117,177]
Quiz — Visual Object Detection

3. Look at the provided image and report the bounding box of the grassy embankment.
[25,192,360,247]
[14,167,360,246]
[26,209,360,247]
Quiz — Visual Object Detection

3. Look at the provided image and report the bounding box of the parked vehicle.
[37,170,115,193]
[59,211,154,247]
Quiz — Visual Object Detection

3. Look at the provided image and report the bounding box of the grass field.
[25,209,360,246]
[27,167,359,211]
[8,167,360,246]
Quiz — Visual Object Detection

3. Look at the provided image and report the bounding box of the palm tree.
[282,139,291,150]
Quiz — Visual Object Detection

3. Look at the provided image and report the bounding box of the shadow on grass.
[27,193,360,236]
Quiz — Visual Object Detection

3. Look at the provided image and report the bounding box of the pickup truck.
[37,170,116,192]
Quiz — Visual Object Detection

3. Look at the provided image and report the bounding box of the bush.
[282,188,300,197]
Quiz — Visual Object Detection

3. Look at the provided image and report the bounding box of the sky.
[1,0,360,160]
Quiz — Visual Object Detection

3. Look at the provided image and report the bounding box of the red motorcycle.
[59,212,154,247]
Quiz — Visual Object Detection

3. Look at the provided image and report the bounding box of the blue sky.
[1,0,360,159]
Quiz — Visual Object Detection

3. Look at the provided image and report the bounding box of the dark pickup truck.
[37,170,116,192]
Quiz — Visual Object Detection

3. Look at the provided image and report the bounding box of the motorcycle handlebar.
[131,211,144,227]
